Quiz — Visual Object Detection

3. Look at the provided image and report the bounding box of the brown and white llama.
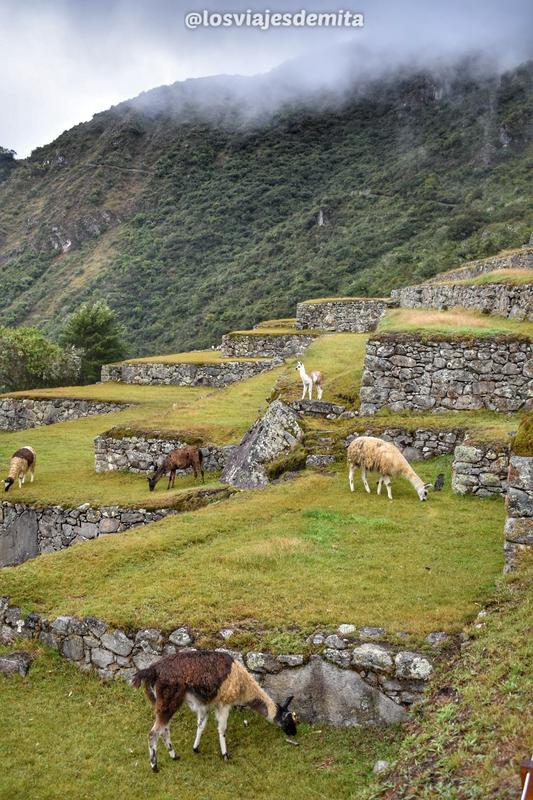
[296,361,324,400]
[132,650,297,770]
[3,446,36,492]
[147,446,204,491]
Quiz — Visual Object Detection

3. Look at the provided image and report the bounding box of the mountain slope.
[0,59,531,355]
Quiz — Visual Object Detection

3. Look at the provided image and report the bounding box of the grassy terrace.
[0,641,400,800]
[113,349,274,365]
[379,307,533,338]
[299,296,391,304]
[0,458,505,643]
[447,267,533,286]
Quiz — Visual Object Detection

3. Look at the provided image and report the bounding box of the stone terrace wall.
[296,299,390,333]
[424,247,533,284]
[347,427,465,461]
[452,437,510,496]
[0,501,177,567]
[392,282,533,321]
[504,455,533,571]
[0,397,126,431]
[360,334,533,415]
[94,431,235,474]
[101,358,278,386]
[0,600,440,724]
[221,333,317,359]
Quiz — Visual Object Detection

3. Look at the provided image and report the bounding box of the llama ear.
[424,483,433,489]
[282,695,294,709]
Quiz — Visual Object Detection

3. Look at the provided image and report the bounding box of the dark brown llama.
[147,446,204,491]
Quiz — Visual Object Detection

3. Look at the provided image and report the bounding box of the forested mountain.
[0,58,531,355]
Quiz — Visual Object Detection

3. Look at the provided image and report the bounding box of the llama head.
[147,473,158,492]
[295,361,303,372]
[3,477,14,492]
[417,483,433,501]
[274,695,297,736]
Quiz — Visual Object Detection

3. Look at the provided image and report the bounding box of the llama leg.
[148,722,162,772]
[384,476,393,500]
[361,466,371,494]
[348,464,355,493]
[193,709,209,753]
[30,466,35,483]
[301,381,306,400]
[215,705,231,760]
[317,384,323,400]
[377,476,383,495]
[161,726,178,761]
[171,469,176,488]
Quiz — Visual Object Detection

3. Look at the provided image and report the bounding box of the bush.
[0,326,81,392]
[60,302,126,383]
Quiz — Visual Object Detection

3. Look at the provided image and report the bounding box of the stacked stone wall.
[101,358,277,386]
[424,248,533,284]
[504,455,533,571]
[0,397,126,431]
[452,438,510,496]
[392,283,532,321]
[296,299,390,332]
[221,333,316,359]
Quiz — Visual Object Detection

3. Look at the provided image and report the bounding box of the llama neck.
[8,459,21,479]
[298,365,309,381]
[250,685,277,722]
[405,466,424,492]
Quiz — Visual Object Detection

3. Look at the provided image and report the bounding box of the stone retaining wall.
[347,427,465,461]
[0,600,439,725]
[0,397,126,431]
[101,358,278,386]
[0,489,231,567]
[504,455,533,571]
[360,334,533,414]
[221,333,317,359]
[296,299,390,332]
[94,430,235,474]
[451,438,510,496]
[424,247,533,284]
[391,283,533,321]
[0,501,176,567]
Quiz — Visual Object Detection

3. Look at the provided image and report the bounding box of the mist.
[1,0,532,156]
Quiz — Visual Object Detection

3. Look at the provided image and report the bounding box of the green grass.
[117,350,273,365]
[225,327,323,337]
[300,296,391,304]
[0,642,401,800]
[379,554,533,799]
[512,411,533,456]
[0,459,506,639]
[449,267,533,286]
[379,308,533,338]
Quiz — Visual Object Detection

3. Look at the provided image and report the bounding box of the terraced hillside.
[1,297,531,799]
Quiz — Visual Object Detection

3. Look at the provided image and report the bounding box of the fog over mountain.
[1,0,532,156]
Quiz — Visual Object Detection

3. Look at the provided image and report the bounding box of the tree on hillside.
[60,302,126,383]
[0,326,81,392]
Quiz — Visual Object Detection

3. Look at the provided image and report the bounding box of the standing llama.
[347,436,432,501]
[3,446,36,492]
[147,446,204,491]
[132,650,297,770]
[296,361,324,400]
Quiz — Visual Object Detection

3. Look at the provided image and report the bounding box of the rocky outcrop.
[101,358,278,386]
[0,600,435,725]
[221,400,304,489]
[360,334,532,414]
[392,282,533,321]
[452,438,510,496]
[94,430,235,474]
[290,399,355,420]
[0,651,33,677]
[296,299,391,333]
[221,332,317,359]
[504,455,533,571]
[0,397,127,431]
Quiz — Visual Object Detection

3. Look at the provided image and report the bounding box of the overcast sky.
[1,0,532,157]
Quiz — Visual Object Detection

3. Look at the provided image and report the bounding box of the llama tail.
[131,665,157,690]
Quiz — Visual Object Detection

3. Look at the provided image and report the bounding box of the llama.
[296,361,324,400]
[132,650,297,770]
[3,446,36,492]
[347,436,432,501]
[147,446,204,491]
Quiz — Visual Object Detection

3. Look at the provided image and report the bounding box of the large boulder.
[0,508,39,567]
[262,656,406,726]
[221,400,303,489]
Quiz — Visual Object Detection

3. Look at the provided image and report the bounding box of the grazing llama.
[147,446,204,491]
[347,436,432,501]
[296,361,324,400]
[3,446,36,492]
[132,650,297,770]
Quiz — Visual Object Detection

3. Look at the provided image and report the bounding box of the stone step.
[221,331,318,359]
